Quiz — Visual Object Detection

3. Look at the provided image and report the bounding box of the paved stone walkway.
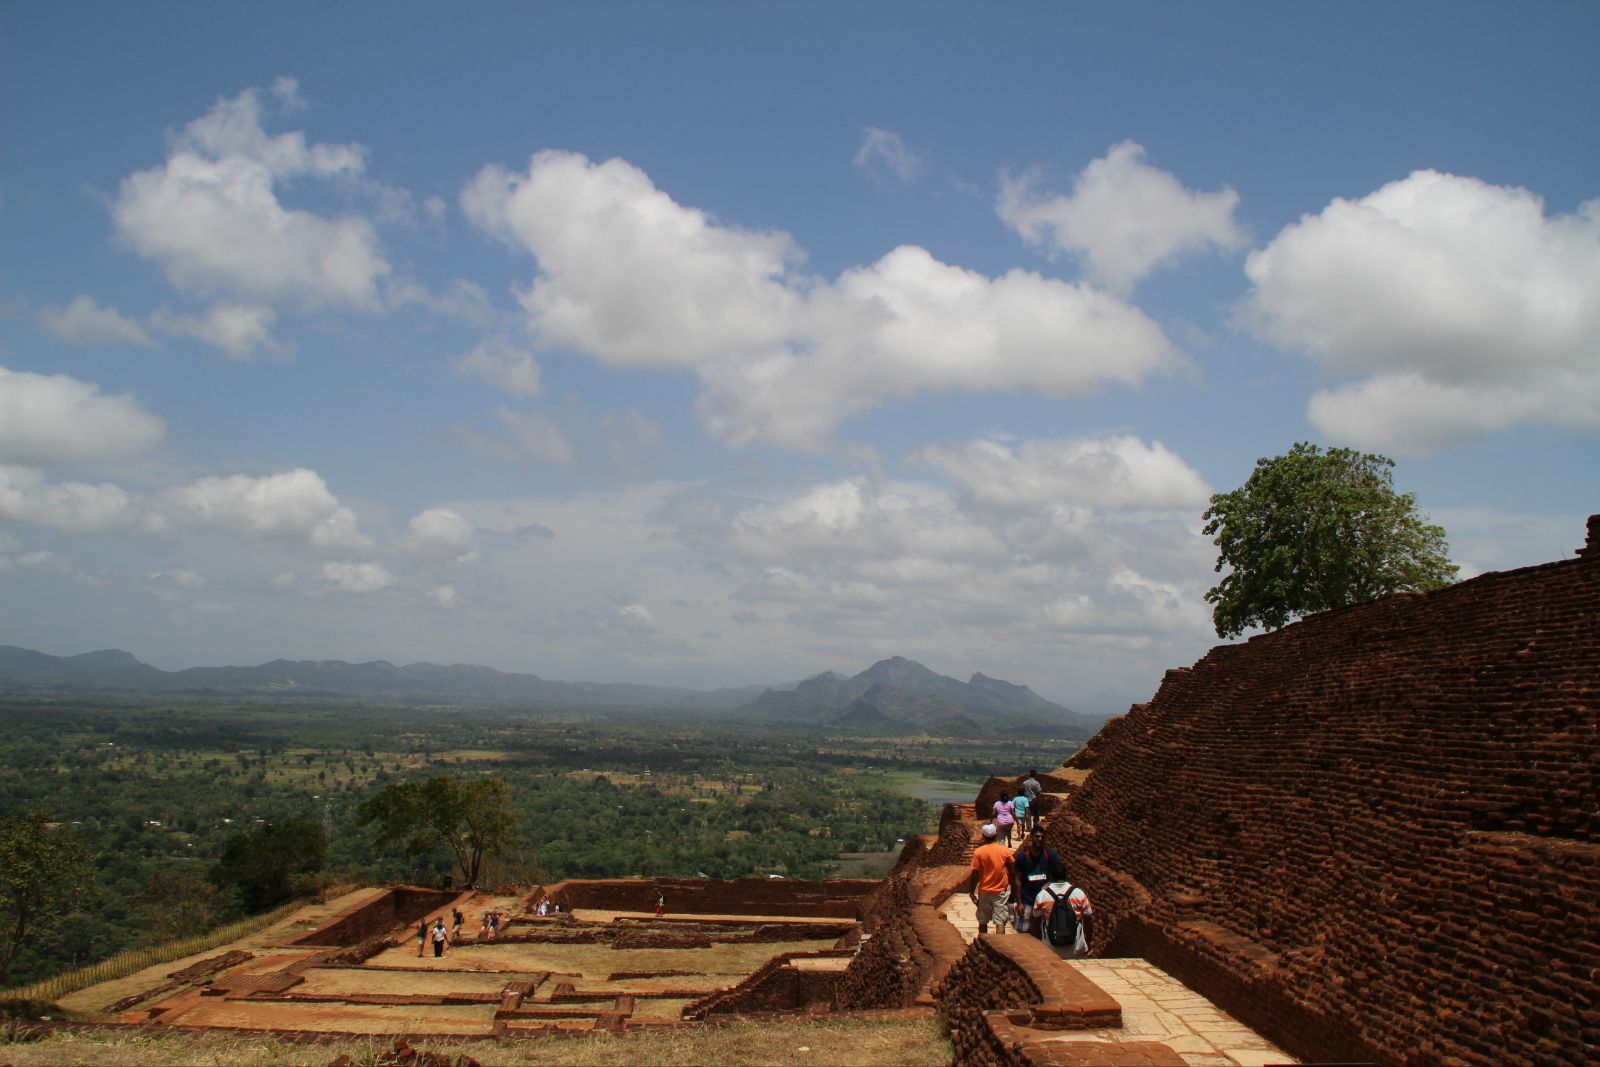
[938,894,1295,1066]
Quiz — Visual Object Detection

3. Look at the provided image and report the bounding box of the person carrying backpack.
[1033,858,1094,958]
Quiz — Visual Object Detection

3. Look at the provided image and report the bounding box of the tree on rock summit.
[1202,442,1457,638]
[358,775,517,888]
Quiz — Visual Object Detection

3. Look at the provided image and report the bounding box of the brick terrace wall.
[291,887,459,947]
[543,877,876,918]
[1050,527,1600,1066]
[833,864,969,1009]
[681,950,854,1018]
[935,935,1122,1066]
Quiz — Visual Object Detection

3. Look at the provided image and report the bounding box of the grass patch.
[0,1015,950,1066]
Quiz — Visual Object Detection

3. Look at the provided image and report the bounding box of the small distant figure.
[451,907,464,940]
[655,893,665,918]
[1011,790,1030,836]
[479,913,490,939]
[993,791,1016,846]
[536,898,549,917]
[416,918,428,958]
[1022,770,1043,830]
[431,917,449,957]
[1033,858,1094,958]
[488,911,500,939]
[966,823,1014,936]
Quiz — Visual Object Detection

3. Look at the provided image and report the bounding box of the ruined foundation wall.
[1049,524,1600,1066]
[291,887,459,947]
[543,877,877,918]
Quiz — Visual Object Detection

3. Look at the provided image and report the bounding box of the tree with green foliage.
[357,776,516,888]
[1202,442,1457,638]
[0,811,94,984]
[210,819,326,913]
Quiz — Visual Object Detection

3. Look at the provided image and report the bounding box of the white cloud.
[320,560,395,593]
[167,468,370,551]
[1245,170,1600,455]
[919,435,1212,511]
[37,296,153,346]
[457,337,542,395]
[998,140,1246,296]
[491,408,575,467]
[462,150,803,369]
[854,127,923,183]
[112,82,390,309]
[464,151,1179,449]
[429,584,458,608]
[0,366,166,464]
[405,508,475,559]
[615,602,657,631]
[151,302,279,358]
[0,464,146,533]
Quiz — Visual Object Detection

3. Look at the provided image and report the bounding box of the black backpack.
[1042,885,1080,947]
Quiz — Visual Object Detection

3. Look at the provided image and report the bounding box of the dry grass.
[0,1015,950,1066]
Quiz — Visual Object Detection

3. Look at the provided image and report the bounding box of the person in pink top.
[993,790,1016,846]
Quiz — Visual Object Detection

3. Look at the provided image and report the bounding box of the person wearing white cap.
[965,823,1015,935]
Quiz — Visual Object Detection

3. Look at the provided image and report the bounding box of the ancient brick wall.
[543,877,876,918]
[833,864,969,1010]
[1049,523,1600,1066]
[681,950,853,1018]
[935,935,1122,1066]
[291,888,460,947]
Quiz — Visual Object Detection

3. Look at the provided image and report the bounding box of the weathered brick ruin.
[1045,516,1600,1065]
[33,518,1598,1065]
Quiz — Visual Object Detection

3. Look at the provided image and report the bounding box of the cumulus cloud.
[150,302,280,358]
[854,127,923,183]
[166,468,370,551]
[0,465,146,533]
[919,435,1212,511]
[0,366,166,464]
[1244,170,1600,455]
[463,151,1179,449]
[112,81,390,309]
[37,296,153,346]
[998,140,1246,296]
[405,507,475,559]
[320,560,395,593]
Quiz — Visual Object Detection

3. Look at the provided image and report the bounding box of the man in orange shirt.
[966,823,1015,935]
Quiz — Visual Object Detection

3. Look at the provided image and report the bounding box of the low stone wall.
[541,877,877,918]
[935,935,1122,1066]
[681,950,854,1018]
[291,887,460,947]
[833,865,969,1010]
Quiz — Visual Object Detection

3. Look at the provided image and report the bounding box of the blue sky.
[2,2,1596,713]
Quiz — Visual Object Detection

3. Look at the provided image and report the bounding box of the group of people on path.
[966,769,1094,957]
[414,907,507,957]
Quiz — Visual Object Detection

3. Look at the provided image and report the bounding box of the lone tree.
[210,819,327,913]
[1202,443,1457,638]
[0,811,94,984]
[358,776,516,888]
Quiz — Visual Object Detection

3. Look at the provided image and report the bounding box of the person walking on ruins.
[1011,789,1031,836]
[1010,828,1059,935]
[432,917,449,957]
[452,907,464,942]
[966,823,1015,935]
[416,918,428,957]
[993,791,1016,846]
[1033,858,1094,958]
[655,893,665,918]
[1022,770,1043,831]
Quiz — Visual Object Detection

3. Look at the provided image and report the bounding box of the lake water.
[893,774,977,808]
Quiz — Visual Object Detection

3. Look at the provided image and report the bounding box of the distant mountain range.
[737,655,1101,737]
[0,646,1100,737]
